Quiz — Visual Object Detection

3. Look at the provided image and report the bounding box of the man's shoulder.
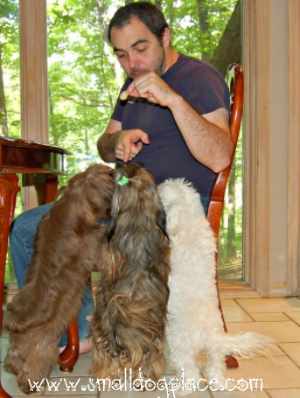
[173,54,230,113]
[179,54,224,81]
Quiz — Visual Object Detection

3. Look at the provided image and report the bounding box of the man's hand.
[115,129,150,162]
[123,72,177,108]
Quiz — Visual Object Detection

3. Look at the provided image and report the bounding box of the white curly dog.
[158,179,273,392]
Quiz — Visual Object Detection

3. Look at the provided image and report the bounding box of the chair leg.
[0,174,19,329]
[215,254,239,369]
[58,319,79,372]
[0,175,18,398]
[0,385,12,398]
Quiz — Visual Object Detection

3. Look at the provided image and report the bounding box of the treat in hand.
[120,91,129,101]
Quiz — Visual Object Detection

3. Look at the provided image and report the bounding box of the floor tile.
[279,342,300,366]
[20,395,97,398]
[212,390,269,397]
[284,311,300,326]
[266,389,300,398]
[250,313,289,322]
[4,297,300,397]
[100,393,132,398]
[227,321,300,343]
[2,373,99,396]
[1,337,95,396]
[223,355,300,389]
[101,390,212,398]
[236,298,300,313]
[222,299,253,322]
[0,336,9,363]
[1,367,45,396]
[98,373,213,398]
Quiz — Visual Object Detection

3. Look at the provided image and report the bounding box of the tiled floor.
[2,286,300,397]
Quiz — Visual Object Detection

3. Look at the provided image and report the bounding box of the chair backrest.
[207,64,244,238]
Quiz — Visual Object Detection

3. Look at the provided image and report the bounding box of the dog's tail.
[218,332,274,358]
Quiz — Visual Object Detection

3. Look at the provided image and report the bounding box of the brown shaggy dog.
[4,164,115,394]
[91,163,170,382]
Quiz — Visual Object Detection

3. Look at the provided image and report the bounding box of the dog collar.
[116,176,129,186]
[97,218,112,225]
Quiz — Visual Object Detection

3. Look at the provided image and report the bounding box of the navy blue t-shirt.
[112,54,230,200]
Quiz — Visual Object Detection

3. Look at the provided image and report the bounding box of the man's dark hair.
[107,2,169,43]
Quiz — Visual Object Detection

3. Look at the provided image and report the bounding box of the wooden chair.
[207,64,244,369]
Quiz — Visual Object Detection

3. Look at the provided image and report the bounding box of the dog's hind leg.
[16,335,59,394]
[5,280,59,333]
[167,330,201,392]
[205,344,227,389]
[91,292,125,379]
[92,279,125,358]
[4,330,37,377]
[4,343,24,376]
[141,341,166,380]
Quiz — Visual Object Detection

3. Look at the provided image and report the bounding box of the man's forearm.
[169,95,233,173]
[97,131,122,162]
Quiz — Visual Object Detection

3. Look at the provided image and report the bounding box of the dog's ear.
[156,208,169,240]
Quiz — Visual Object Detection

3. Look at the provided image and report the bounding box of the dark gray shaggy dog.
[91,163,170,381]
[4,164,115,394]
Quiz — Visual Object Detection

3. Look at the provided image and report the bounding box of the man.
[98,2,233,212]
[9,1,232,354]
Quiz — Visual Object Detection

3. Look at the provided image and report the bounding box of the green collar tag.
[116,175,129,186]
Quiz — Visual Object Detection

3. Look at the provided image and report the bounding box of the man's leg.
[9,204,94,351]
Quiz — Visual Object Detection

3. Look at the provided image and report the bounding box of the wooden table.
[0,137,79,397]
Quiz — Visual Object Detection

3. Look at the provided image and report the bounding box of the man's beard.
[128,49,165,79]
[155,50,165,75]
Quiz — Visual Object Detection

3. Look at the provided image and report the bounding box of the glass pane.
[218,125,243,280]
[1,0,20,138]
[47,0,123,183]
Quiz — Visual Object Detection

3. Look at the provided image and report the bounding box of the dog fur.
[4,164,115,394]
[158,179,273,391]
[91,163,170,382]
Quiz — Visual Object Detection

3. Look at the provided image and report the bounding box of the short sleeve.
[178,61,230,115]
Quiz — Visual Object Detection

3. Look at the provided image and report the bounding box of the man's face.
[110,17,168,79]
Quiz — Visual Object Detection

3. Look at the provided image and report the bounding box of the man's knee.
[10,212,28,242]
[10,203,53,243]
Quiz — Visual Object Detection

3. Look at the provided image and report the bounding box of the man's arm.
[170,99,233,172]
[124,72,233,172]
[97,119,150,163]
[97,119,122,162]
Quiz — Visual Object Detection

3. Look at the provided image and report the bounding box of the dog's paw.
[206,374,227,391]
[3,349,24,376]
[17,371,44,395]
[95,335,121,357]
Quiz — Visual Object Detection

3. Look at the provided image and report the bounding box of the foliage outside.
[0,0,242,282]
